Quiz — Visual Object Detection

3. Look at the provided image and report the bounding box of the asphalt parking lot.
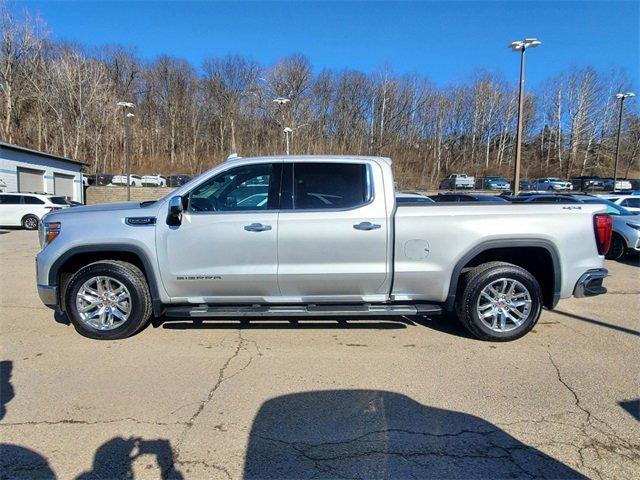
[1,229,639,479]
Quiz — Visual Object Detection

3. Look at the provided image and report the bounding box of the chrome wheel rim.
[75,276,131,330]
[24,217,38,229]
[476,278,532,332]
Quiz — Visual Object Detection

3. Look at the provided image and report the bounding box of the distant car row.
[439,173,637,192]
[83,174,192,187]
[398,190,640,261]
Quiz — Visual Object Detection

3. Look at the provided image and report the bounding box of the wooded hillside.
[1,7,638,188]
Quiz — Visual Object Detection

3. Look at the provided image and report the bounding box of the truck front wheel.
[65,260,152,340]
[455,262,542,341]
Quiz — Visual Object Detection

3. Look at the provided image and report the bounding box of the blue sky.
[19,1,640,88]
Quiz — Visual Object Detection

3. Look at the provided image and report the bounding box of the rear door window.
[22,196,45,204]
[621,198,640,208]
[292,163,370,210]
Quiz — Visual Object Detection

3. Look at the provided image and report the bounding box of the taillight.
[593,214,613,255]
[46,207,62,211]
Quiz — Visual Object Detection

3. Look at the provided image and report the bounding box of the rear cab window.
[290,163,371,210]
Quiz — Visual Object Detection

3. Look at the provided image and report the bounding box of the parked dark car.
[395,192,435,204]
[475,176,510,191]
[519,179,530,190]
[166,174,192,187]
[86,173,114,186]
[428,193,508,203]
[510,194,581,204]
[570,176,605,192]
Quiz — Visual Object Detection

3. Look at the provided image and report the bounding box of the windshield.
[48,196,68,205]
[583,198,633,216]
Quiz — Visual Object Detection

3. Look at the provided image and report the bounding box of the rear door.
[277,161,389,302]
[0,195,22,226]
[156,162,282,302]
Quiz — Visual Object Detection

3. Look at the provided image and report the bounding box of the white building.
[0,142,87,203]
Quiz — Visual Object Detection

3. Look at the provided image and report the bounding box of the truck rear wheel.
[455,262,542,341]
[65,260,152,340]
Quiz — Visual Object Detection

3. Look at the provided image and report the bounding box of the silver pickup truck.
[35,155,612,341]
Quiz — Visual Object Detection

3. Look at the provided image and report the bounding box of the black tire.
[605,233,626,261]
[455,261,543,341]
[22,215,39,230]
[546,186,554,191]
[65,260,152,340]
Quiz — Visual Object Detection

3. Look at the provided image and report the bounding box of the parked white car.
[439,173,475,190]
[141,175,167,187]
[0,192,69,230]
[531,178,573,191]
[111,175,143,187]
[600,194,640,213]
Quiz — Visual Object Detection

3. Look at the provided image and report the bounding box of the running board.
[163,303,442,318]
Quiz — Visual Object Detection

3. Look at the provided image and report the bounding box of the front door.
[277,161,389,302]
[156,162,282,303]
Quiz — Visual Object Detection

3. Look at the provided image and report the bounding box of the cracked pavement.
[1,230,639,479]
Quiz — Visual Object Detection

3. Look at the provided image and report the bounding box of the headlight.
[41,222,61,247]
[626,223,640,231]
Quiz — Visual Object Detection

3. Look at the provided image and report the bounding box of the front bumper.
[573,268,608,298]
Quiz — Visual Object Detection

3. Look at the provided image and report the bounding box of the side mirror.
[166,196,184,226]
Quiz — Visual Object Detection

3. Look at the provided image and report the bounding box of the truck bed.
[392,202,605,303]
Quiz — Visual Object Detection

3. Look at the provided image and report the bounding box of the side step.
[164,303,442,318]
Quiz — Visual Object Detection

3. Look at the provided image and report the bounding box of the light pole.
[508,38,541,195]
[272,97,291,153]
[613,92,635,190]
[117,102,135,200]
[283,127,292,155]
[282,124,308,155]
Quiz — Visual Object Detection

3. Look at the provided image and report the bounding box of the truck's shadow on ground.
[243,389,585,479]
[1,390,586,479]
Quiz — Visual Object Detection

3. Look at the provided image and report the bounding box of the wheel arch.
[445,239,561,311]
[49,244,163,316]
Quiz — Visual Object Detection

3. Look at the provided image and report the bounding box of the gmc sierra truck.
[35,155,612,341]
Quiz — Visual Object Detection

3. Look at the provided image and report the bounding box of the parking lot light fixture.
[117,101,136,201]
[509,38,541,195]
[613,92,635,189]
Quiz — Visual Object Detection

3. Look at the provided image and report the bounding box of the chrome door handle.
[244,223,272,232]
[353,221,381,231]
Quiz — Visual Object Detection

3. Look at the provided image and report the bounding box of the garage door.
[17,167,45,194]
[53,173,75,198]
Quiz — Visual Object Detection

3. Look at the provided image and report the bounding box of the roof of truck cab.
[223,155,392,165]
